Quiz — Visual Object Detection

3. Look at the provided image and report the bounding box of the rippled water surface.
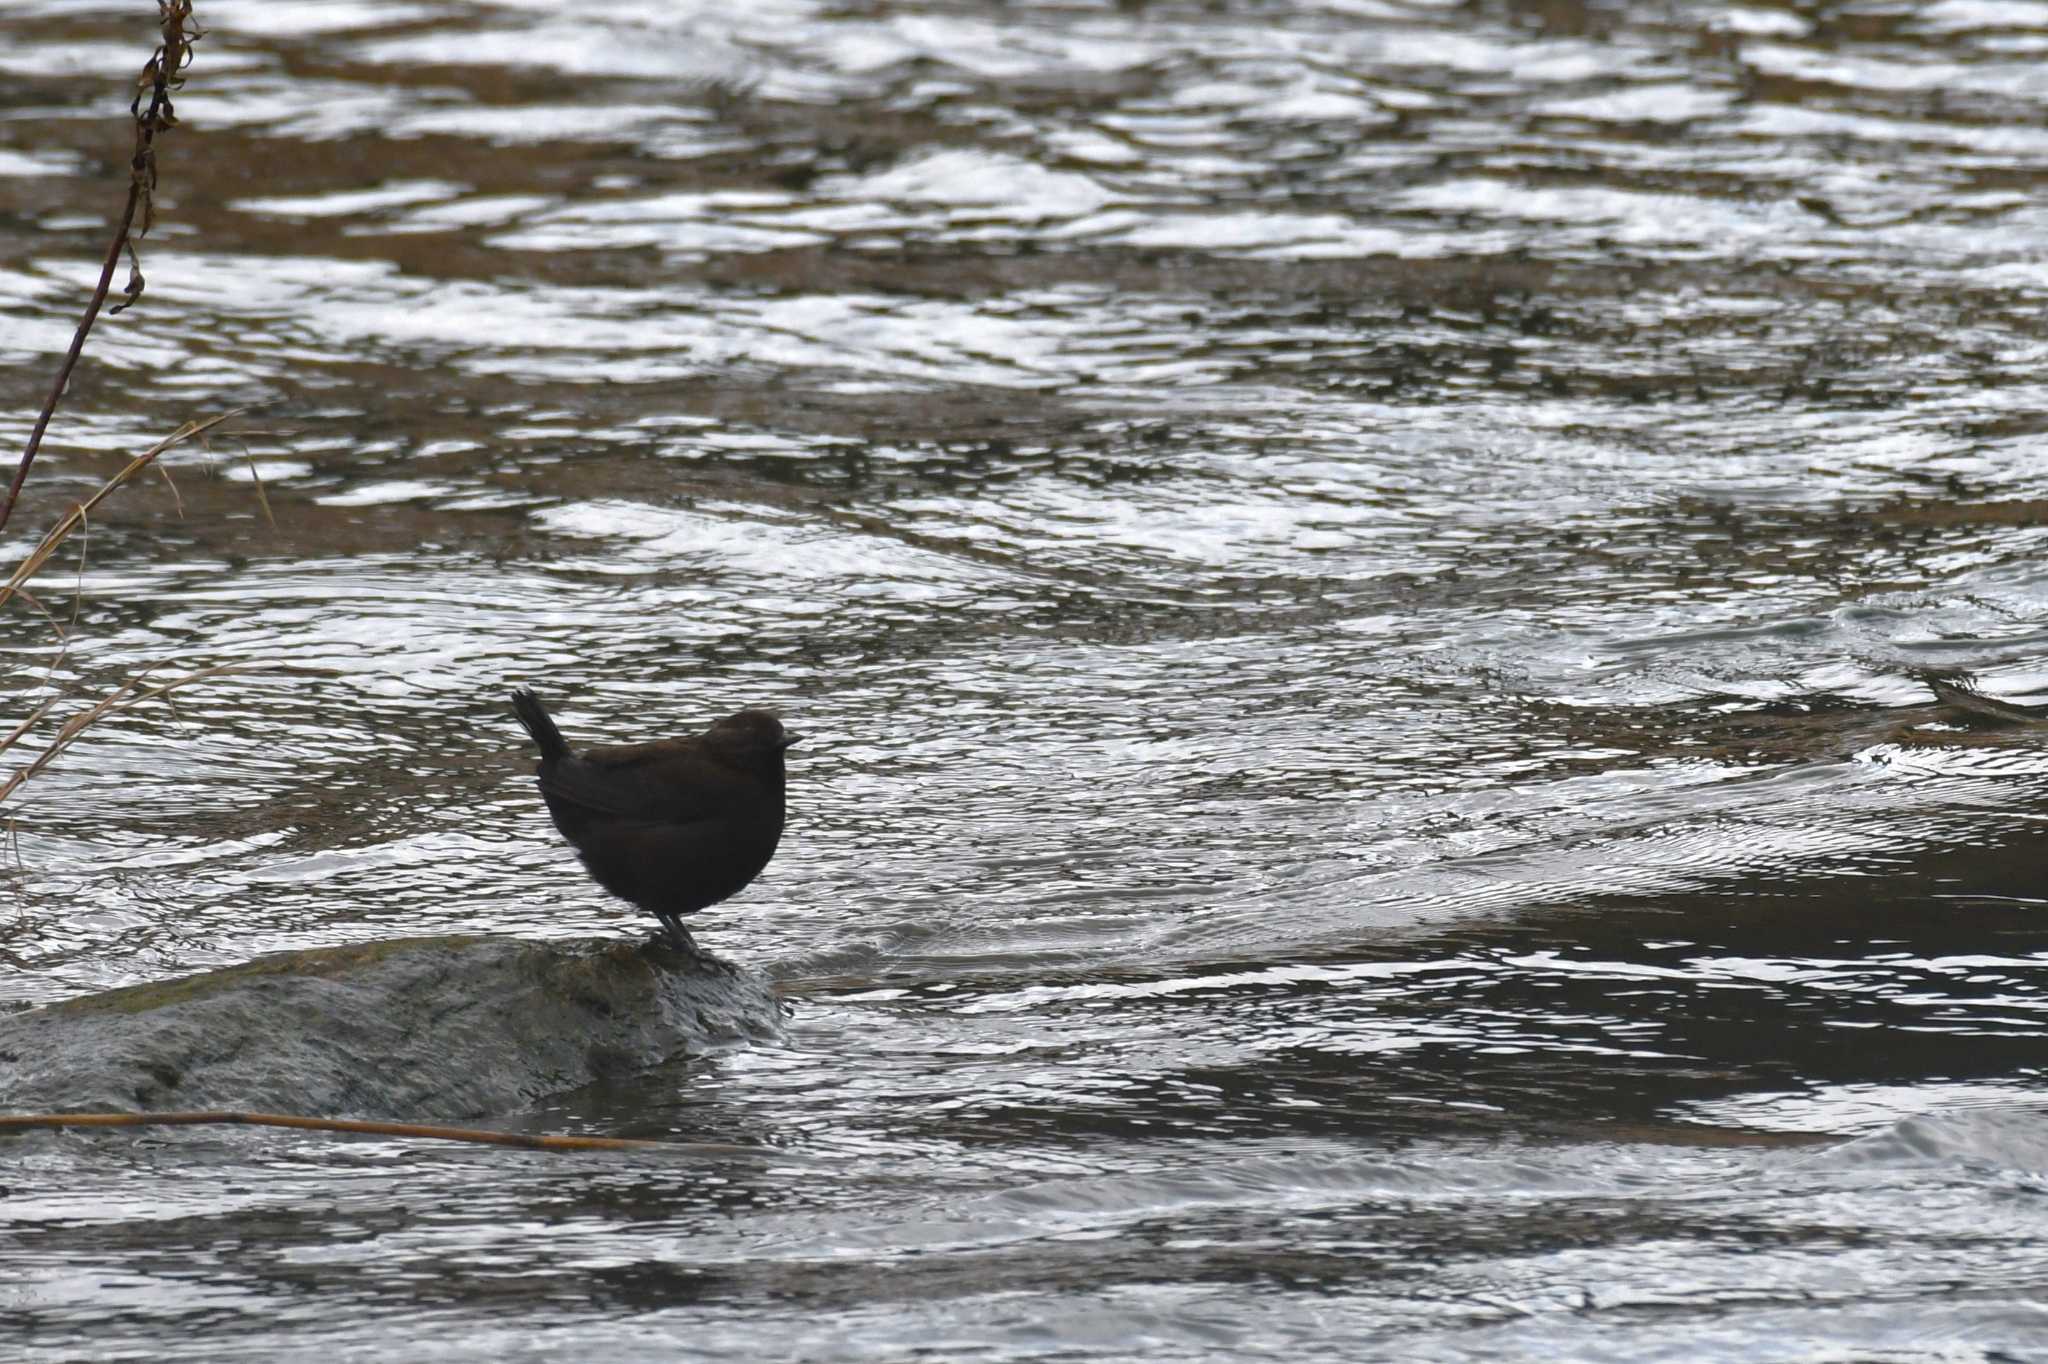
[9,0,2048,1358]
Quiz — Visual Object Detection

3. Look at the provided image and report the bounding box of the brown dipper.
[511,688,798,957]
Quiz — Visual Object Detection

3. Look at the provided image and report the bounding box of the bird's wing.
[537,747,735,826]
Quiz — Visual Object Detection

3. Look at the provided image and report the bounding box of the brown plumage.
[510,688,799,957]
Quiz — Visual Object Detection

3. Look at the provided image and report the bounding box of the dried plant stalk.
[0,1109,766,1155]
[3,2,203,536]
[0,408,242,616]
[0,662,267,804]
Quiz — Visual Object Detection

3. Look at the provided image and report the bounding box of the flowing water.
[7,0,2048,1358]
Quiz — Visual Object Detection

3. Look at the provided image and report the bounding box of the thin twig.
[0,1109,765,1155]
[1,2,200,537]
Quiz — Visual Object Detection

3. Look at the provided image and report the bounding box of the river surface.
[7,0,2048,1358]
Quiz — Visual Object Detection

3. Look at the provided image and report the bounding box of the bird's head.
[706,709,801,763]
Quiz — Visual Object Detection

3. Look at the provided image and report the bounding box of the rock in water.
[0,936,784,1121]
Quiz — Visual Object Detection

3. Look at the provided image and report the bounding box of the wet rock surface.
[0,937,783,1121]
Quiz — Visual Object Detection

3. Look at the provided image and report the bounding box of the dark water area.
[7,0,2048,1357]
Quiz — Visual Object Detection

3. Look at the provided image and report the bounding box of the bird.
[510,688,799,959]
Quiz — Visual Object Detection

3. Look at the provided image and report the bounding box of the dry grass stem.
[237,444,276,530]
[0,407,284,805]
[0,1109,764,1156]
[0,408,243,617]
[0,661,266,805]
[0,696,64,756]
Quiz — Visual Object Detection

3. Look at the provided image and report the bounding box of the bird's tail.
[511,688,570,761]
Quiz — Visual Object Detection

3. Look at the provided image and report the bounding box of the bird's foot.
[645,920,734,973]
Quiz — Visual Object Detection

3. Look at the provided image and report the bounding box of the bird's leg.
[654,913,701,959]
[650,913,738,974]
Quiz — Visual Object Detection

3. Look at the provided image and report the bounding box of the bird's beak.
[778,733,803,750]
